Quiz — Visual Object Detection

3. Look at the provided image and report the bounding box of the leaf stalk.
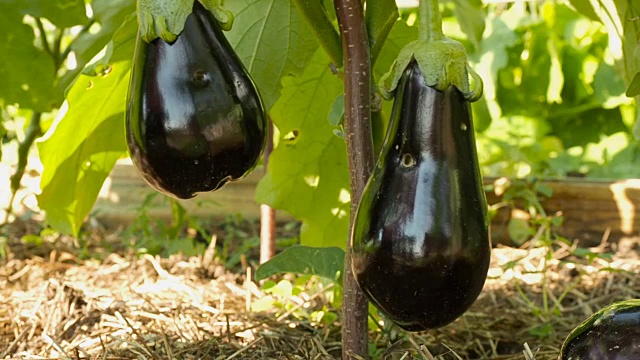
[5,112,42,223]
[35,18,52,57]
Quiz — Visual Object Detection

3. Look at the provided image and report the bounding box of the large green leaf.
[470,15,518,121]
[452,0,485,49]
[0,7,58,111]
[577,0,639,136]
[37,19,136,236]
[593,62,628,108]
[568,0,599,21]
[20,0,87,27]
[58,0,136,93]
[366,0,398,63]
[224,0,318,110]
[255,246,345,282]
[255,50,349,249]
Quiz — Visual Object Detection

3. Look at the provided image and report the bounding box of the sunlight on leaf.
[37,18,137,236]
[255,50,348,248]
[224,0,317,110]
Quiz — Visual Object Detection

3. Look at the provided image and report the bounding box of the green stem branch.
[35,18,52,57]
[419,0,443,42]
[293,0,343,65]
[6,112,42,221]
[51,29,64,70]
[59,19,96,67]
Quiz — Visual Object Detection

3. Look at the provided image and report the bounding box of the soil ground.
[1,216,639,360]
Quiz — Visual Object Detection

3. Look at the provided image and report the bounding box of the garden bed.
[1,220,639,359]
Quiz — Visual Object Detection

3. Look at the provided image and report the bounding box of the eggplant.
[559,299,640,359]
[126,1,266,199]
[351,60,490,331]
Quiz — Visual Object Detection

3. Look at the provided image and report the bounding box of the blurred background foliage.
[0,0,638,241]
[439,1,639,180]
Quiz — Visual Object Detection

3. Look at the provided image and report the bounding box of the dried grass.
[1,232,639,359]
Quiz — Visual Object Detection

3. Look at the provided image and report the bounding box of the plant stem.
[59,19,96,67]
[334,0,373,358]
[5,112,42,222]
[419,0,444,42]
[52,28,64,70]
[35,18,52,57]
[293,0,343,65]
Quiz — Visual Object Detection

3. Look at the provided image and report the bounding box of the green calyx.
[378,0,483,102]
[137,0,234,43]
[379,39,482,102]
[200,0,234,31]
[137,0,193,43]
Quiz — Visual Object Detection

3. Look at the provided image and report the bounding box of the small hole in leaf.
[283,130,299,143]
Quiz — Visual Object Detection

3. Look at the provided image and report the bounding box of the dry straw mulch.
[1,235,639,360]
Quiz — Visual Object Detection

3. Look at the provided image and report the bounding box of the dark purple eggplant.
[559,299,640,360]
[351,60,490,331]
[126,1,266,199]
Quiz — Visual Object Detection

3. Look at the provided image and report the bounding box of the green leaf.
[37,18,137,236]
[251,295,275,312]
[507,217,532,246]
[255,50,349,248]
[593,62,628,108]
[536,183,553,198]
[452,0,485,49]
[0,7,59,111]
[138,0,193,42]
[528,323,554,339]
[292,0,342,65]
[546,43,564,104]
[20,0,87,27]
[58,0,136,92]
[224,0,318,110]
[327,94,344,126]
[365,0,398,64]
[470,15,518,120]
[163,240,204,257]
[626,72,640,97]
[567,0,599,22]
[255,246,345,282]
[21,234,43,246]
[264,279,293,298]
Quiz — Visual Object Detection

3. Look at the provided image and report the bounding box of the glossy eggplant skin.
[351,60,490,331]
[126,1,266,199]
[559,300,640,360]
